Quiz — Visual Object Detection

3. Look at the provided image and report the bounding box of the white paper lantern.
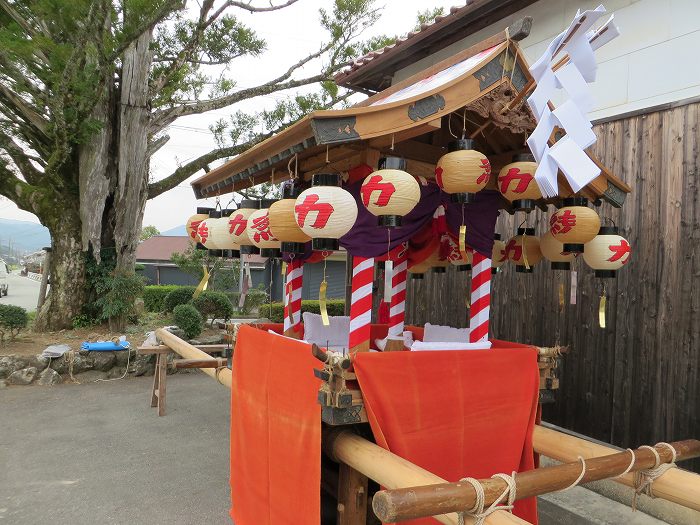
[246,203,282,257]
[269,184,310,254]
[294,173,358,251]
[197,214,221,252]
[583,226,631,278]
[491,234,507,274]
[435,139,491,203]
[361,157,420,227]
[228,200,260,254]
[207,212,240,257]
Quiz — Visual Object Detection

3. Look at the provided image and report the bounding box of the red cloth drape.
[353,347,540,525]
[230,325,321,525]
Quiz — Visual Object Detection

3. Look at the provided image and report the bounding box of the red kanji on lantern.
[361,175,396,207]
[608,239,631,264]
[189,220,202,240]
[434,166,444,188]
[504,239,522,261]
[295,194,334,229]
[476,158,491,184]
[250,214,275,243]
[197,223,209,243]
[550,210,577,235]
[497,246,508,263]
[228,214,247,236]
[498,167,534,194]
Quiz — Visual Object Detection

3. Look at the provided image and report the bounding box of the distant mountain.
[0,218,50,253]
[161,225,187,236]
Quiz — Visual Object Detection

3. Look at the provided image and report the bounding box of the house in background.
[137,235,347,300]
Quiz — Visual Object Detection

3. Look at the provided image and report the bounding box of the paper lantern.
[491,234,507,275]
[549,197,600,253]
[506,227,542,273]
[583,226,631,278]
[246,200,281,258]
[186,207,213,249]
[435,139,491,203]
[540,231,575,270]
[497,153,542,212]
[269,184,311,255]
[361,157,420,227]
[228,199,260,255]
[197,210,223,256]
[295,173,358,251]
[208,209,240,258]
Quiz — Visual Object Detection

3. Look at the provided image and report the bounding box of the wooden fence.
[405,100,700,471]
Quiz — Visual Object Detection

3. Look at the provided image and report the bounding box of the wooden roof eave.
[191,41,533,198]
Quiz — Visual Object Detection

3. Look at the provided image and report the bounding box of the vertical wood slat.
[404,101,700,472]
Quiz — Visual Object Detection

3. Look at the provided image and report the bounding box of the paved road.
[0,374,231,525]
[0,273,41,311]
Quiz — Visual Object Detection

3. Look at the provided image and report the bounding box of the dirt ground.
[2,312,223,357]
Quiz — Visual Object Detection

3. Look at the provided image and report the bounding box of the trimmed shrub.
[192,290,234,324]
[164,286,196,312]
[239,287,268,315]
[172,304,203,340]
[260,300,345,323]
[0,304,28,344]
[143,285,180,312]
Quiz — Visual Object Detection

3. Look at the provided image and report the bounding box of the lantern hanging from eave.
[186,207,213,249]
[583,226,631,278]
[197,210,223,257]
[549,197,601,254]
[269,183,311,255]
[228,199,261,255]
[361,156,420,227]
[295,173,358,251]
[491,234,507,275]
[497,153,542,212]
[540,231,575,270]
[506,227,543,273]
[208,209,240,258]
[435,139,491,203]
[246,199,282,258]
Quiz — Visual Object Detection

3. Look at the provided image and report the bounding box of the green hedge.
[260,300,345,323]
[143,285,181,312]
[192,290,234,322]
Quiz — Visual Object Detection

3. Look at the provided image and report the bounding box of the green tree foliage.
[0,0,387,331]
[191,290,233,325]
[170,244,239,291]
[0,304,28,344]
[172,303,203,340]
[163,286,196,312]
[139,225,160,241]
[414,7,445,31]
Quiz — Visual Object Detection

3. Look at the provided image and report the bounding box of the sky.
[0,0,460,231]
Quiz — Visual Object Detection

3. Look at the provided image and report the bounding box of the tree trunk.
[34,211,86,331]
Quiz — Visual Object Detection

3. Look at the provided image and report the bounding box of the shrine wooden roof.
[191,31,631,208]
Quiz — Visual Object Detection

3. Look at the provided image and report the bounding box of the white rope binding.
[633,443,678,510]
[457,472,517,525]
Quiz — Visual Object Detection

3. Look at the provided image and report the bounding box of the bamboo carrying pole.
[372,439,700,522]
[155,328,232,387]
[533,425,700,512]
[324,429,531,525]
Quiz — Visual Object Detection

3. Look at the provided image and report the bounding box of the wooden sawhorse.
[138,344,229,416]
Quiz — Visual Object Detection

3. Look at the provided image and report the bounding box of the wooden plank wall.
[405,101,700,471]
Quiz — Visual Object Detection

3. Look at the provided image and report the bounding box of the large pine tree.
[0,0,381,329]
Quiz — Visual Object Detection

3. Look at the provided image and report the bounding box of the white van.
[0,259,9,296]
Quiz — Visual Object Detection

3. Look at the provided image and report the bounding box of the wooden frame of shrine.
[156,16,700,525]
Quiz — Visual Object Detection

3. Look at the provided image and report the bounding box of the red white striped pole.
[283,259,303,338]
[469,251,492,343]
[388,243,408,338]
[349,255,374,353]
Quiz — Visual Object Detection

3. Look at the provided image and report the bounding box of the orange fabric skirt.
[353,346,540,524]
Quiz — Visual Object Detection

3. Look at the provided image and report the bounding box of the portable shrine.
[162,9,700,525]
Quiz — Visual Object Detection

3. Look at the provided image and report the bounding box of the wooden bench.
[138,344,230,416]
